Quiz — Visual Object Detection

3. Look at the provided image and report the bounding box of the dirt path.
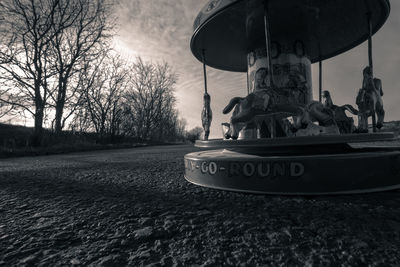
[1,145,399,266]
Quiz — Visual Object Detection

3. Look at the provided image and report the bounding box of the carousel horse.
[322,90,358,134]
[356,66,384,133]
[288,101,338,132]
[223,94,339,139]
[222,89,272,139]
[223,67,277,139]
[201,92,212,140]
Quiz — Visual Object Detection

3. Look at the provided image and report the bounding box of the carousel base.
[184,133,400,195]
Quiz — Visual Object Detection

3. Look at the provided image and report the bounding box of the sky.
[115,0,400,138]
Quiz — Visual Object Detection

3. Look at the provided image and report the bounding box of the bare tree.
[123,57,178,141]
[69,105,92,133]
[80,52,129,139]
[186,127,203,143]
[0,0,64,144]
[175,117,187,141]
[0,0,113,146]
[49,0,112,134]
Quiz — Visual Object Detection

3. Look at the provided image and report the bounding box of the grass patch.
[0,123,182,158]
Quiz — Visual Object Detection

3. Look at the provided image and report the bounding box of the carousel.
[184,0,400,194]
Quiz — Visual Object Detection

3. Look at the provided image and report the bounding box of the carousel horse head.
[363,66,372,77]
[291,101,337,132]
[322,90,334,107]
[322,90,331,99]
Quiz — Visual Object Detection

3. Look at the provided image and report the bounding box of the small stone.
[98,254,125,267]
[197,209,212,216]
[42,249,53,256]
[154,239,162,250]
[70,258,81,265]
[192,200,201,206]
[354,241,368,249]
[108,238,120,247]
[0,234,10,240]
[138,217,152,226]
[165,215,176,220]
[160,255,176,266]
[20,255,36,264]
[137,249,151,258]
[163,220,174,230]
[32,212,43,218]
[133,227,153,239]
[52,231,72,240]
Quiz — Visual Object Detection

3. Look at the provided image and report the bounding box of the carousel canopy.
[191,0,391,72]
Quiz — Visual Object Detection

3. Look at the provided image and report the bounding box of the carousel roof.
[191,0,391,72]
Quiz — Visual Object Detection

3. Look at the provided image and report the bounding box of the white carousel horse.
[289,101,338,132]
[201,92,212,140]
[223,93,339,139]
[356,66,384,133]
[222,90,271,139]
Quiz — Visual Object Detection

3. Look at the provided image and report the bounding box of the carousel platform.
[184,133,400,195]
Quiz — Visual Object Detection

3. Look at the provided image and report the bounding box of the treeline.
[0,0,191,146]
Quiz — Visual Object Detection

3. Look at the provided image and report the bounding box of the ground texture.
[0,145,399,266]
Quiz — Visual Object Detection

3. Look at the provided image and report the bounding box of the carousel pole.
[319,60,322,102]
[367,11,374,77]
[262,0,276,138]
[315,8,322,103]
[202,49,208,94]
[246,70,250,95]
[263,0,274,87]
[245,2,250,95]
[366,2,377,132]
[318,34,322,103]
[201,49,212,140]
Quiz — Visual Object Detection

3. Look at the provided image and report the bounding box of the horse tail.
[223,97,243,114]
[341,104,359,115]
[374,78,383,96]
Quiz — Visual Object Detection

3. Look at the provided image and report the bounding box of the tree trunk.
[32,106,44,147]
[54,102,64,134]
[54,79,67,134]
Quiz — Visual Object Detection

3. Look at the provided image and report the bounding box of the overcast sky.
[115,0,400,138]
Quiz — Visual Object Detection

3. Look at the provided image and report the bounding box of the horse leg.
[231,123,239,140]
[376,101,385,129]
[227,104,240,139]
[371,111,377,132]
[358,113,368,133]
[204,128,210,140]
[224,125,232,139]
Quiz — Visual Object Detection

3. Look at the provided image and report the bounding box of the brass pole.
[246,70,250,95]
[202,49,208,94]
[263,0,273,87]
[201,49,212,140]
[319,59,322,102]
[316,8,322,103]
[367,11,373,77]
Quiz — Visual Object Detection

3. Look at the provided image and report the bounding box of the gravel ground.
[0,144,399,266]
